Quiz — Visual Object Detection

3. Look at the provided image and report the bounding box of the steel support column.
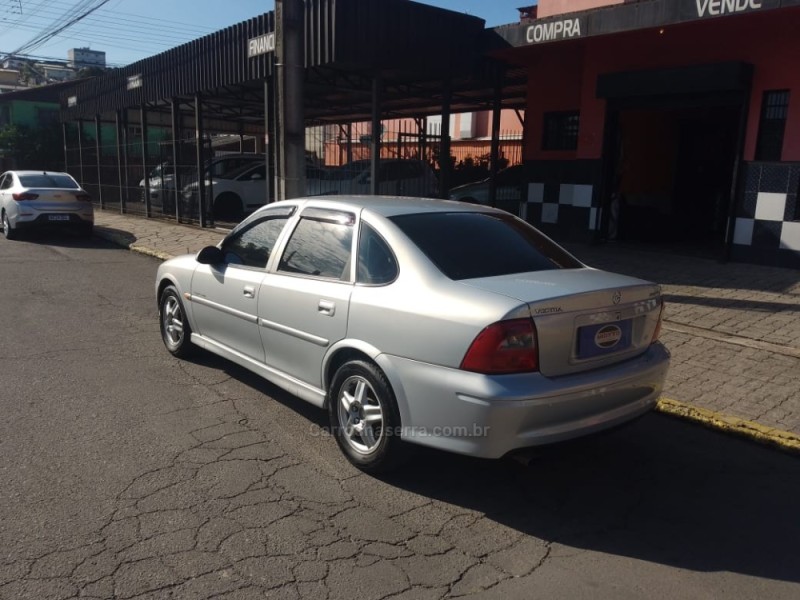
[140,106,151,218]
[724,92,752,262]
[370,77,382,195]
[195,94,208,228]
[488,69,503,209]
[276,0,306,200]
[346,123,353,165]
[95,116,104,209]
[121,109,130,213]
[115,110,124,212]
[77,119,85,186]
[265,77,276,205]
[62,122,69,172]
[439,83,452,199]
[171,98,182,222]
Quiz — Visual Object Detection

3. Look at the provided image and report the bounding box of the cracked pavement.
[1,233,798,599]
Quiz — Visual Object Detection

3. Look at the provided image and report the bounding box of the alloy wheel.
[337,375,385,455]
[162,295,185,348]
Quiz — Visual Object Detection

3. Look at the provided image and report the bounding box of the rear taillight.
[12,192,38,201]
[651,302,665,344]
[461,318,539,374]
[75,193,91,202]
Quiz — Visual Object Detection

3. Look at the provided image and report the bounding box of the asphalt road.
[1,233,798,600]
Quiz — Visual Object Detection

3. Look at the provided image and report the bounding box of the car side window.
[239,164,265,181]
[278,209,355,280]
[221,216,290,269]
[0,174,12,189]
[357,223,398,285]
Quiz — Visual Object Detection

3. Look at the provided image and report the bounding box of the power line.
[17,1,217,38]
[3,0,114,59]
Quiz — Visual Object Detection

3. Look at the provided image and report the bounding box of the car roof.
[271,195,506,218]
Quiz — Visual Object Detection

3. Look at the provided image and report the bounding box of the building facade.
[67,47,106,69]
[496,0,800,267]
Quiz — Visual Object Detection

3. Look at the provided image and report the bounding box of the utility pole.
[275,0,306,200]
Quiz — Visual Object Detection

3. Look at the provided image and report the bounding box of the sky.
[0,0,526,68]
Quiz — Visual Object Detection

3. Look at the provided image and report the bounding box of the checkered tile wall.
[733,163,800,258]
[525,182,599,233]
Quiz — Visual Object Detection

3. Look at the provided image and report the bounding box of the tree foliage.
[0,123,64,171]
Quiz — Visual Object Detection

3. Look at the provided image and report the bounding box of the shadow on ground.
[5,228,128,250]
[185,350,800,586]
[93,226,137,247]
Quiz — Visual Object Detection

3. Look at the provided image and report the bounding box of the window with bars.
[542,111,580,151]
[755,90,790,162]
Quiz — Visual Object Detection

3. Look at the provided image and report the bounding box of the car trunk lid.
[24,187,87,210]
[459,269,663,377]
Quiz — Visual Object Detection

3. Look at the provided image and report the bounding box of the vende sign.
[695,0,763,17]
[526,18,583,44]
[248,33,275,58]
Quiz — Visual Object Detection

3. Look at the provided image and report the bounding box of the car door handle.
[318,299,336,317]
[243,285,255,298]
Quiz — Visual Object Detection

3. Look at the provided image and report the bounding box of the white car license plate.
[48,215,70,221]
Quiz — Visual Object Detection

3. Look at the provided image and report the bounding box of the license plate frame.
[577,319,633,359]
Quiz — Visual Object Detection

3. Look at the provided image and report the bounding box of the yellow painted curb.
[657,398,800,454]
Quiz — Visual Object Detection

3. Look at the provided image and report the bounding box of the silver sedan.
[156,197,669,472]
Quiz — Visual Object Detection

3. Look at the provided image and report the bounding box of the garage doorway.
[607,103,739,248]
[597,63,751,257]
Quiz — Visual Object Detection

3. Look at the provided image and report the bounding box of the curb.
[656,398,800,455]
[94,228,176,261]
[94,225,800,456]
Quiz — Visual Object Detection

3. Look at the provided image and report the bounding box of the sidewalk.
[94,209,800,453]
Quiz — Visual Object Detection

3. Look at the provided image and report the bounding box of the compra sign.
[525,17,586,44]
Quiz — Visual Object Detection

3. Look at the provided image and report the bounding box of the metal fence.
[64,116,523,226]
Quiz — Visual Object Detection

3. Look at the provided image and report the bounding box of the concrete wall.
[537,0,624,18]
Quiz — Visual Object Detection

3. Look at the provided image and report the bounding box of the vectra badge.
[595,324,622,349]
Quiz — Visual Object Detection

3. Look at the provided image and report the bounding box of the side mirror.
[196,245,224,265]
[250,173,263,180]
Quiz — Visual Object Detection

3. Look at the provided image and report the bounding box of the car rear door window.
[278,209,355,280]
[0,174,11,189]
[357,224,398,285]
[221,213,292,269]
[390,212,583,280]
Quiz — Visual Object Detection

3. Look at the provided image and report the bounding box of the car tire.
[159,285,194,358]
[213,193,244,222]
[2,211,18,240]
[328,360,407,473]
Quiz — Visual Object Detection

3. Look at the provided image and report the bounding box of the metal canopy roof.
[60,0,525,130]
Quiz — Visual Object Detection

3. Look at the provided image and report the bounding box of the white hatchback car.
[182,162,270,221]
[0,170,94,239]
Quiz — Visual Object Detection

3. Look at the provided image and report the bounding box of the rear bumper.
[376,342,670,458]
[14,212,93,229]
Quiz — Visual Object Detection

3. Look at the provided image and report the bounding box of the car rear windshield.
[18,174,79,189]
[389,212,583,280]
